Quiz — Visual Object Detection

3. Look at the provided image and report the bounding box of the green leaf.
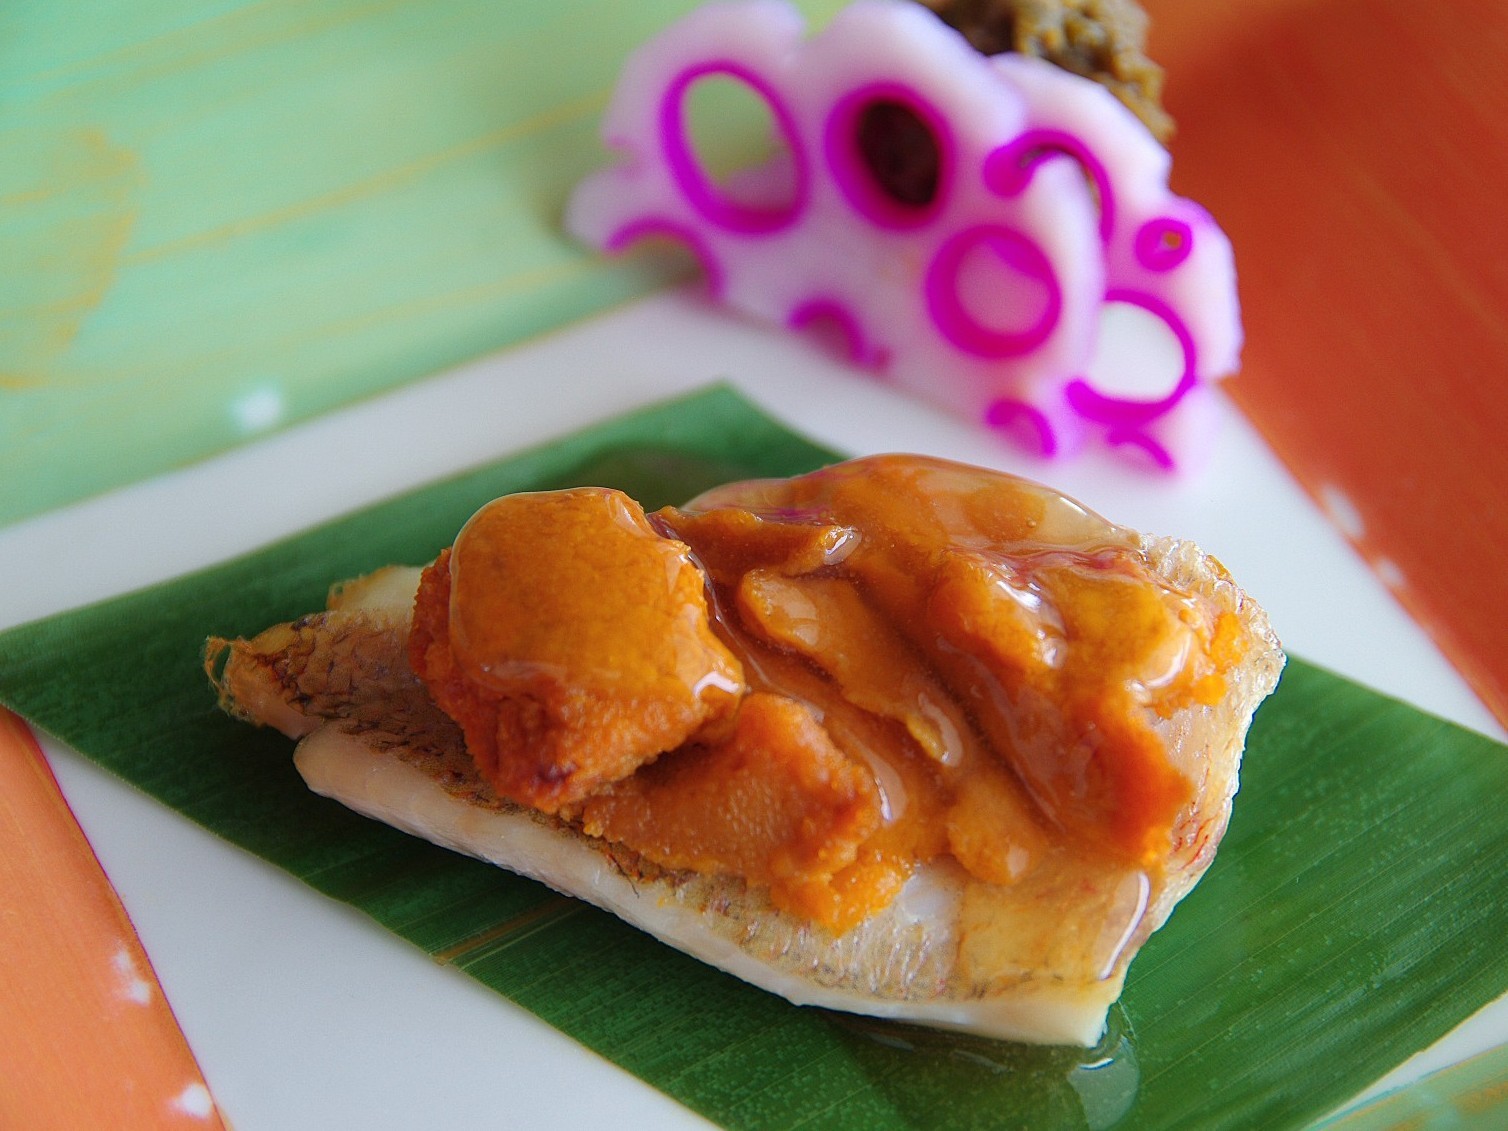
[2,386,1505,1130]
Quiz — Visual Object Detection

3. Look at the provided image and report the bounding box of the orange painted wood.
[0,710,226,1130]
[1144,0,1508,728]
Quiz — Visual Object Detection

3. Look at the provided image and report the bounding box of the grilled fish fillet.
[208,512,1281,1047]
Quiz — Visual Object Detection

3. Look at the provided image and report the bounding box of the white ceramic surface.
[2,290,1502,1128]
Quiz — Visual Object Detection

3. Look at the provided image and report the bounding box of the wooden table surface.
[1145,0,1508,729]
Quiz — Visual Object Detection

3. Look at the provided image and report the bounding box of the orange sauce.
[409,488,743,812]
[410,456,1243,934]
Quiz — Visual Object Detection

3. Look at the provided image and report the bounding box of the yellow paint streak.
[61,252,600,402]
[124,88,608,266]
[0,128,140,387]
[16,0,405,97]
[0,182,77,211]
[314,255,604,341]
[1461,1077,1508,1114]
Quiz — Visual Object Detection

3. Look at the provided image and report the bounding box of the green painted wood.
[0,0,843,525]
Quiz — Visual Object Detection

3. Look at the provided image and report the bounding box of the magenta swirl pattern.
[567,0,1242,469]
